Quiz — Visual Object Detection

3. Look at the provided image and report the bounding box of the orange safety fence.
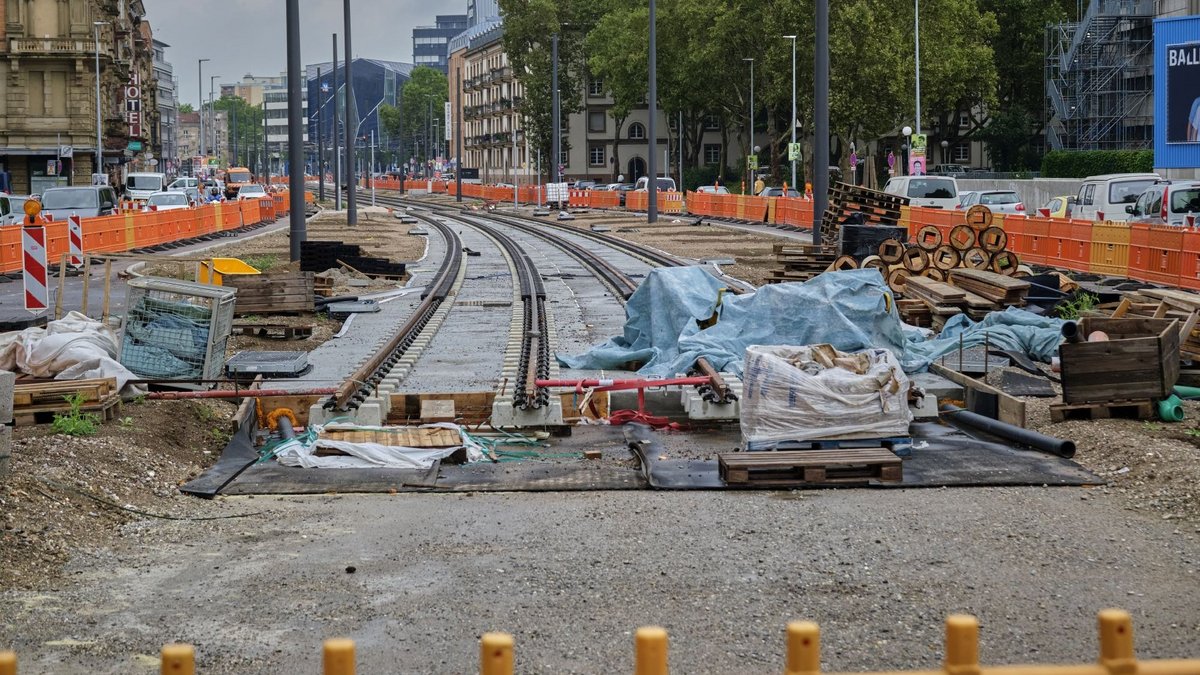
[773,197,814,228]
[590,190,620,208]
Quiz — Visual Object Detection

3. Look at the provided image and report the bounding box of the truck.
[124,172,167,204]
[224,167,255,200]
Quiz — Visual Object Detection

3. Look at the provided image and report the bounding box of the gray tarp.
[558,267,1064,376]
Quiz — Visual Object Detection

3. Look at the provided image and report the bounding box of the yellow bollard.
[0,651,15,675]
[160,644,195,675]
[323,638,356,675]
[480,632,514,675]
[1098,609,1136,675]
[786,621,821,675]
[944,615,981,675]
[635,626,669,675]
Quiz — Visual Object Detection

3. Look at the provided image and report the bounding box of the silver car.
[1128,180,1200,227]
[1,195,31,225]
[958,190,1026,216]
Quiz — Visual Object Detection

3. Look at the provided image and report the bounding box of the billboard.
[1166,42,1200,144]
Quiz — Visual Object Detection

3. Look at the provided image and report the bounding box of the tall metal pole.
[678,110,683,192]
[317,66,325,201]
[343,0,357,225]
[551,33,560,186]
[456,66,463,203]
[286,0,305,262]
[743,57,754,190]
[785,35,797,190]
[647,0,658,223]
[198,58,209,164]
[332,34,341,210]
[914,0,922,135]
[813,0,830,246]
[209,75,220,160]
[93,22,106,181]
[370,130,376,206]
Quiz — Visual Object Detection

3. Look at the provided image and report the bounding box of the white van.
[882,175,959,209]
[124,172,167,203]
[634,176,677,192]
[1072,173,1160,222]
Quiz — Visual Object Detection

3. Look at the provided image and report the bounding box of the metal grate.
[120,277,237,381]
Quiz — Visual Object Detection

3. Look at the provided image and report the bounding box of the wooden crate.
[1059,318,1180,405]
[718,448,902,487]
[1049,399,1155,422]
[225,272,315,316]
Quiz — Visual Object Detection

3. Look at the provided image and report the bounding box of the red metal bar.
[536,377,711,392]
[147,387,338,400]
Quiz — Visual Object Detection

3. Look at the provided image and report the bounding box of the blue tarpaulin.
[558,267,1064,376]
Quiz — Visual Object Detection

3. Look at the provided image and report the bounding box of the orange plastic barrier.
[625,191,647,211]
[590,190,620,208]
[1129,223,1184,287]
[773,198,814,228]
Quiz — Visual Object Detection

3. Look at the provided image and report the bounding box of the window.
[1110,179,1157,205]
[906,178,957,199]
[959,112,970,128]
[703,144,720,165]
[589,144,605,166]
[588,78,604,97]
[1079,184,1095,206]
[587,111,606,133]
[628,122,646,140]
[560,148,569,167]
[704,114,720,130]
[953,143,970,162]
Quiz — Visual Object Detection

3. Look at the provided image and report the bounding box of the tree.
[179,103,194,114]
[213,95,262,168]
[396,67,448,166]
[585,4,648,180]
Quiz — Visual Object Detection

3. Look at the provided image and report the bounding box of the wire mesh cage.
[120,277,237,381]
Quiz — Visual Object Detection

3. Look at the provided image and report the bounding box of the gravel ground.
[1,489,1197,673]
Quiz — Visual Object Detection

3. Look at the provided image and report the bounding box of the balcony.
[491,67,513,83]
[8,36,114,59]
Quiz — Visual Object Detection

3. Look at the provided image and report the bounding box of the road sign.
[748,155,759,170]
[59,145,74,158]
[910,133,928,152]
[127,141,143,152]
[22,225,48,312]
[67,214,83,268]
[787,143,801,161]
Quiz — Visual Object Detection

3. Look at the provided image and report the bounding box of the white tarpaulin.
[741,344,912,448]
[0,311,146,398]
[273,422,484,469]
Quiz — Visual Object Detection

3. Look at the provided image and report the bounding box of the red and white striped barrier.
[67,214,83,268]
[21,225,48,313]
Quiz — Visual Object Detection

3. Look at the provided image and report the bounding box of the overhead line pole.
[813,0,829,245]
[647,0,658,223]
[343,0,357,224]
[286,0,305,262]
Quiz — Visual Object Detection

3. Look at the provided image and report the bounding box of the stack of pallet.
[1103,288,1200,360]
[820,183,909,249]
[766,244,838,284]
[12,378,121,427]
[897,265,1029,329]
[225,272,316,316]
[300,241,407,278]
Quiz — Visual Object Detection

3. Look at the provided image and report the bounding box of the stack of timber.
[12,377,121,427]
[1105,288,1200,359]
[948,269,1030,307]
[313,274,335,298]
[903,276,965,330]
[766,244,838,284]
[225,271,316,316]
[896,299,932,327]
[300,241,407,278]
[820,183,909,249]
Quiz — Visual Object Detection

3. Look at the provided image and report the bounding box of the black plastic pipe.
[940,404,1077,459]
[1061,321,1082,343]
[315,294,360,306]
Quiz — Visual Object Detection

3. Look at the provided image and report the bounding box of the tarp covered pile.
[559,267,1064,376]
[0,311,146,398]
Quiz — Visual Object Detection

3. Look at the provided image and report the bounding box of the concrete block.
[910,394,939,420]
[909,372,964,401]
[682,376,742,421]
[0,369,12,425]
[352,402,384,427]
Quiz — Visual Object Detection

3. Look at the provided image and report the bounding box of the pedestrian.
[754,174,765,195]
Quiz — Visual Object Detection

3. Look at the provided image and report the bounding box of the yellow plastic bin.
[198,257,260,285]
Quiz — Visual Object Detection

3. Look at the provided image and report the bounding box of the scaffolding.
[1045,0,1155,151]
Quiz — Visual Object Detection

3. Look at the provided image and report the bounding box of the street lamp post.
[813,0,829,245]
[914,0,922,135]
[286,0,305,262]
[743,57,754,186]
[209,75,220,161]
[902,125,912,175]
[647,0,658,223]
[551,33,560,187]
[343,0,357,225]
[198,58,209,167]
[783,35,796,191]
[93,21,108,181]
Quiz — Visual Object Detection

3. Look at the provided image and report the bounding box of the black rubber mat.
[624,423,1102,490]
[436,461,646,491]
[997,370,1058,398]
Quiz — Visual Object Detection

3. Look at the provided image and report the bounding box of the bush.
[1041,150,1154,178]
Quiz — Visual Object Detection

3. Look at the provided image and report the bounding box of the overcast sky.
[151,0,455,107]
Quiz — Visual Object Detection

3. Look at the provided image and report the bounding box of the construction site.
[0,182,1198,673]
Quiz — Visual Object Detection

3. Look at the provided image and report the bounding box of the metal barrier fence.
[3,609,1193,674]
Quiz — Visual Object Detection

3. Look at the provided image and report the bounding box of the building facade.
[306,58,413,175]
[264,85,307,175]
[0,0,159,193]
[413,15,467,73]
[152,38,176,175]
[219,74,282,108]
[466,0,499,27]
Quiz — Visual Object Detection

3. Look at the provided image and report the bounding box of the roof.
[447,17,503,54]
[1081,173,1161,181]
[305,59,414,81]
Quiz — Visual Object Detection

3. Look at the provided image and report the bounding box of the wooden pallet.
[13,394,122,427]
[1049,399,1155,423]
[12,378,117,407]
[319,425,462,447]
[232,323,314,340]
[225,272,316,316]
[719,448,903,486]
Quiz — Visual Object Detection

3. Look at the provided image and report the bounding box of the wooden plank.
[718,448,903,486]
[420,399,457,423]
[905,276,967,305]
[929,362,1026,428]
[320,425,461,447]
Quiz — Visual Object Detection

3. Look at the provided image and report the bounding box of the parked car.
[167,177,200,191]
[1039,195,1076,219]
[236,184,269,200]
[757,187,801,198]
[956,191,976,209]
[634,176,677,192]
[610,183,637,206]
[1072,172,1160,222]
[882,175,959,209]
[931,164,969,176]
[572,180,598,190]
[224,167,255,199]
[39,185,119,220]
[0,194,31,225]
[695,185,730,195]
[146,191,193,212]
[1127,180,1200,227]
[957,190,1026,216]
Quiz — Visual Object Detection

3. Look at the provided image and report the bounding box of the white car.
[695,185,730,195]
[146,191,193,212]
[236,184,268,200]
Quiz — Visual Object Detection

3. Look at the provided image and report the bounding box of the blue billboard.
[1155,15,1200,169]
